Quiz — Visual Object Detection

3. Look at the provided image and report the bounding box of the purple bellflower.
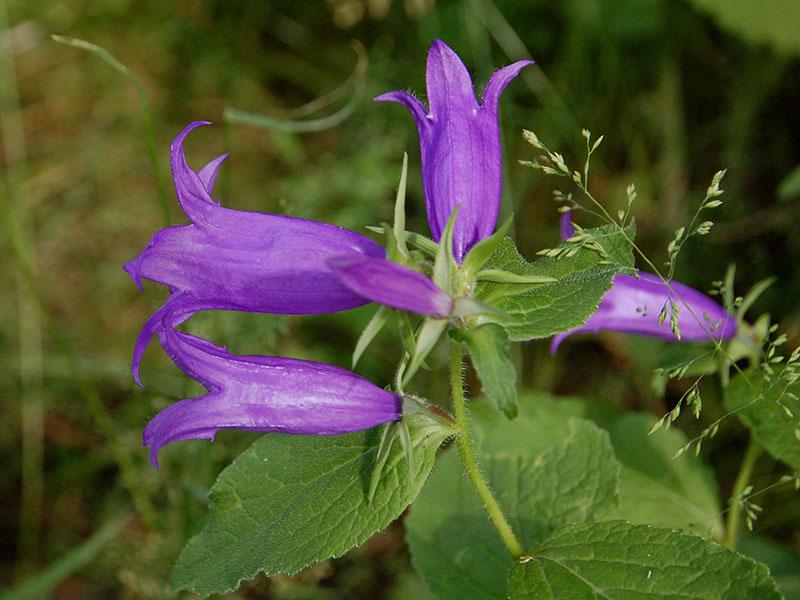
[142,303,401,467]
[376,40,532,262]
[126,121,392,383]
[551,212,736,353]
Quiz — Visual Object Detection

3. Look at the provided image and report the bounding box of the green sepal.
[393,153,410,260]
[403,318,447,386]
[368,421,399,504]
[475,270,558,285]
[433,207,460,291]
[460,215,514,281]
[365,226,438,257]
[352,305,389,368]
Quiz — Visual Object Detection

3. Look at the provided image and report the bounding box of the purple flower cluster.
[128,40,735,467]
[128,40,528,466]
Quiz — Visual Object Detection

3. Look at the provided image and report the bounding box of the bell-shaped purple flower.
[125,121,386,381]
[143,304,401,467]
[551,212,736,353]
[376,40,532,262]
[329,255,453,317]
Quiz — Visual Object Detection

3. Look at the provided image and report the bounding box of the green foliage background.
[1,0,798,597]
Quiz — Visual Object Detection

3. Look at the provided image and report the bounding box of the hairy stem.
[450,342,524,557]
[724,436,762,549]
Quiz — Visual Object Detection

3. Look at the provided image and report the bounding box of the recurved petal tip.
[169,120,213,155]
[482,59,533,113]
[123,257,144,291]
[374,90,429,126]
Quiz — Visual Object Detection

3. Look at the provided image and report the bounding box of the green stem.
[724,436,762,549]
[450,342,524,558]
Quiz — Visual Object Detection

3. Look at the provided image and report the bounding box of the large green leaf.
[406,419,620,600]
[451,323,519,418]
[606,414,724,539]
[171,413,452,595]
[476,225,634,341]
[474,395,723,537]
[725,369,800,469]
[688,0,800,55]
[508,520,782,599]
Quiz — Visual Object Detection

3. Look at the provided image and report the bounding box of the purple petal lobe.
[329,255,453,317]
[551,273,737,353]
[197,153,229,194]
[374,90,428,125]
[143,321,401,468]
[481,59,534,114]
[426,39,479,117]
[377,40,530,261]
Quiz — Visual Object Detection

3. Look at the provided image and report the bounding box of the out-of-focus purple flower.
[143,304,401,467]
[125,121,385,381]
[551,212,736,353]
[376,39,532,262]
[329,255,453,317]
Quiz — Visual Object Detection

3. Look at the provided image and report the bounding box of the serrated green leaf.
[451,324,518,418]
[476,224,634,341]
[508,520,781,599]
[407,419,620,600]
[474,394,723,537]
[171,413,450,595]
[726,369,800,469]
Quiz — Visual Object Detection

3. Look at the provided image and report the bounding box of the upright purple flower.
[126,121,387,381]
[376,40,532,262]
[551,212,736,353]
[143,303,401,467]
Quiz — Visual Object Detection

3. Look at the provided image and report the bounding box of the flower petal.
[551,273,737,353]
[329,255,453,317]
[143,322,401,467]
[481,59,533,114]
[197,152,229,193]
[560,210,576,241]
[377,41,530,262]
[373,90,429,126]
[425,38,479,117]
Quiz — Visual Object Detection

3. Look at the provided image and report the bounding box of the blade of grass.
[0,513,131,600]
[224,41,367,133]
[51,34,170,226]
[1,1,44,576]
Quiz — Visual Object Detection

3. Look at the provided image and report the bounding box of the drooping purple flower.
[329,255,453,317]
[143,304,401,467]
[376,40,532,262]
[125,121,386,380]
[551,212,736,353]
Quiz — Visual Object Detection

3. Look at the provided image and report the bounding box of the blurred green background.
[1,0,799,597]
